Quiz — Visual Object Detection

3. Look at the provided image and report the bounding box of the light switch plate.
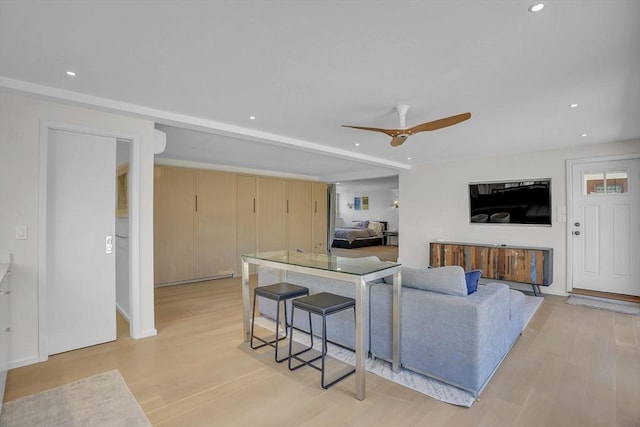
[16,225,28,240]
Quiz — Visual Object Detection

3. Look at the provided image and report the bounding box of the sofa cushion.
[402,265,468,296]
[465,269,482,294]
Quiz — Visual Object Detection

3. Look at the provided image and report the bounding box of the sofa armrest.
[370,282,520,395]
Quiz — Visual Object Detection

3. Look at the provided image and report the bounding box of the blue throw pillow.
[465,269,482,295]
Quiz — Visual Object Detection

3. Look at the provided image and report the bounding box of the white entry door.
[570,157,640,296]
[46,129,117,355]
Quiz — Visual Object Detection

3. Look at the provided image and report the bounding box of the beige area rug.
[0,370,151,427]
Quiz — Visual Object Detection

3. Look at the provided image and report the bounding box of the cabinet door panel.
[312,182,328,254]
[287,180,313,253]
[257,177,287,252]
[237,175,257,273]
[197,170,236,279]
[154,166,195,284]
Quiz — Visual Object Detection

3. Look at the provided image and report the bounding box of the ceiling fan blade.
[409,112,472,134]
[342,125,398,137]
[390,135,407,147]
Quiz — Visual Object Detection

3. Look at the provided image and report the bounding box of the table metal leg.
[354,276,367,400]
[392,270,402,372]
[242,259,250,342]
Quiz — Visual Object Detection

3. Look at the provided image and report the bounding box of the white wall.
[399,140,640,296]
[337,188,399,231]
[0,92,156,369]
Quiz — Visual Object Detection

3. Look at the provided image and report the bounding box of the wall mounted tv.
[469,179,552,226]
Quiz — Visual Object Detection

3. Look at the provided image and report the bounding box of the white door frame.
[38,121,143,361]
[565,152,640,293]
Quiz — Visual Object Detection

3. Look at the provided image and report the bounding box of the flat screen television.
[469,179,552,225]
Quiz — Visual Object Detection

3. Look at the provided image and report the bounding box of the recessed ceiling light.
[407,157,412,160]
[355,143,360,147]
[528,3,544,12]
[66,70,76,76]
[249,116,256,120]
[580,133,588,137]
[570,103,579,108]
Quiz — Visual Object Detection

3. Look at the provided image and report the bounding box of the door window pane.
[583,170,628,194]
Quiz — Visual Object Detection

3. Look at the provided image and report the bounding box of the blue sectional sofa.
[257,262,525,398]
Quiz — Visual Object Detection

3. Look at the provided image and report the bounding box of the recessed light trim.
[66,70,76,76]
[528,3,544,12]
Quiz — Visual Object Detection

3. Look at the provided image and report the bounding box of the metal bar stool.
[288,292,356,389]
[250,282,309,362]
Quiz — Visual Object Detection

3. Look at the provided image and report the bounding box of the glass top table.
[241,250,402,401]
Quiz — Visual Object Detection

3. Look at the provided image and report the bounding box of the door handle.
[106,235,113,254]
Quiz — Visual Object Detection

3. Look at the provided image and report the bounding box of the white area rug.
[567,294,640,315]
[255,295,543,407]
[0,370,151,427]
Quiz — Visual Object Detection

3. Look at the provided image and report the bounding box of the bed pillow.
[400,265,467,296]
[367,221,385,233]
[464,269,482,295]
[352,220,369,228]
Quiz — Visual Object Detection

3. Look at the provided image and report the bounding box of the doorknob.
[573,231,581,236]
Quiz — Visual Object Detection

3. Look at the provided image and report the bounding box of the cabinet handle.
[253,198,256,213]
[195,195,198,212]
[286,200,289,213]
[315,200,317,213]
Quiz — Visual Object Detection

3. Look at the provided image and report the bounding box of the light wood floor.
[4,277,639,426]
[330,245,399,262]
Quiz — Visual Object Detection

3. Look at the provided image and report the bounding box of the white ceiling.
[1,1,639,182]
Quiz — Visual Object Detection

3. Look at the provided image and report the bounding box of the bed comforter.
[333,227,379,244]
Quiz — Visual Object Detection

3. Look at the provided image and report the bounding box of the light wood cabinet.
[154,166,236,285]
[312,182,328,254]
[286,180,313,253]
[155,166,327,283]
[257,177,288,252]
[236,175,257,273]
[154,166,196,284]
[256,177,315,253]
[196,170,236,279]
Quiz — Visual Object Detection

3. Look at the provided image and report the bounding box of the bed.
[331,220,387,249]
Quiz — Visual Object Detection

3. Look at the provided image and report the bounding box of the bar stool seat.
[250,282,309,362]
[288,292,356,389]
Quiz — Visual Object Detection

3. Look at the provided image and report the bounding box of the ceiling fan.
[342,105,471,147]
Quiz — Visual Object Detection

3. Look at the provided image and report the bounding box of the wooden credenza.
[429,242,553,295]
